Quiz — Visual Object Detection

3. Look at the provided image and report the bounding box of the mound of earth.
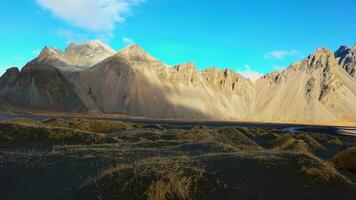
[330,147,356,173]
[76,152,352,200]
[42,118,133,133]
[0,119,112,145]
[0,118,355,200]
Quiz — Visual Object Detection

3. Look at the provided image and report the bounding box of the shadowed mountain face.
[0,40,356,123]
[0,64,84,112]
[335,45,356,78]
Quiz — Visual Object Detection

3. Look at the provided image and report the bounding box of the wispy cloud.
[32,49,41,56]
[122,36,134,44]
[56,29,89,44]
[272,65,285,71]
[265,50,299,59]
[36,0,145,32]
[238,65,263,81]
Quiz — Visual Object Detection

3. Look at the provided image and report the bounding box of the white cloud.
[265,50,299,59]
[238,65,263,81]
[36,0,145,32]
[122,36,134,44]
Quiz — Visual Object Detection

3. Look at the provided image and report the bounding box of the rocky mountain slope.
[0,40,355,123]
[0,65,84,112]
[335,45,356,77]
[253,48,356,122]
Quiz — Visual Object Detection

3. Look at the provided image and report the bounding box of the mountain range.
[1,40,356,123]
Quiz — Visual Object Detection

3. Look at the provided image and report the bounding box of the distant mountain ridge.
[0,40,355,123]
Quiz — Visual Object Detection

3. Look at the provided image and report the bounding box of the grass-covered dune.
[0,118,355,200]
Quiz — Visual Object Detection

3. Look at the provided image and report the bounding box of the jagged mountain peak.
[263,48,338,80]
[62,39,116,68]
[261,48,340,85]
[335,45,351,58]
[335,44,356,77]
[39,46,63,57]
[119,44,145,54]
[66,39,115,54]
[336,45,350,51]
[299,48,339,71]
[85,39,108,46]
[118,44,158,62]
[121,43,141,49]
[0,67,20,90]
[310,47,334,57]
[30,40,117,70]
[5,67,20,74]
[34,46,65,64]
[173,62,196,72]
[308,48,335,61]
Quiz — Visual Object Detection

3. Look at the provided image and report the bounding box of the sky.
[1,0,356,79]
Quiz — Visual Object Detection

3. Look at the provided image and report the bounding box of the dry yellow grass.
[1,118,355,200]
[43,118,133,133]
[300,158,351,185]
[78,156,204,200]
[1,118,43,127]
[0,120,108,144]
[326,138,344,146]
[296,134,325,151]
[269,133,296,149]
[268,133,325,155]
[330,147,356,173]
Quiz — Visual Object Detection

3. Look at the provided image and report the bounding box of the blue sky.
[1,0,356,79]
